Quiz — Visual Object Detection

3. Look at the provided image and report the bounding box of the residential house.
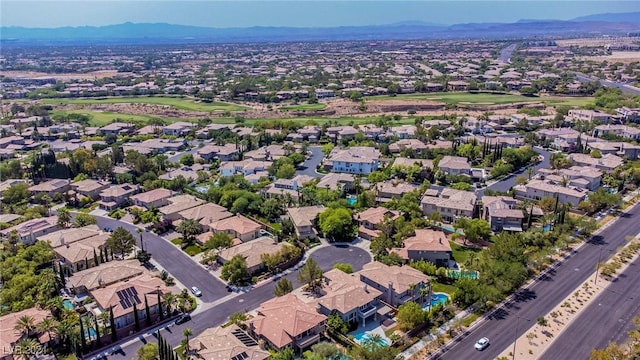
[262,175,315,201]
[389,229,452,266]
[130,188,174,209]
[188,325,270,360]
[244,145,292,161]
[326,126,359,141]
[177,203,233,228]
[158,195,206,222]
[197,143,239,162]
[558,166,602,191]
[0,216,60,244]
[568,153,624,172]
[98,184,140,210]
[357,262,430,307]
[220,160,272,177]
[248,293,327,352]
[616,107,640,122]
[71,179,110,200]
[375,180,419,202]
[29,179,71,198]
[0,308,52,358]
[0,179,28,200]
[316,173,355,192]
[89,274,169,338]
[437,156,471,176]
[38,225,103,248]
[568,109,612,123]
[217,237,292,274]
[447,80,469,91]
[286,205,325,240]
[513,180,587,206]
[54,233,110,272]
[327,147,380,175]
[388,139,428,154]
[594,124,640,141]
[162,121,197,136]
[587,141,640,159]
[421,186,477,222]
[315,269,382,326]
[481,196,525,232]
[355,207,401,240]
[138,139,185,154]
[208,215,262,242]
[67,259,146,293]
[99,122,136,136]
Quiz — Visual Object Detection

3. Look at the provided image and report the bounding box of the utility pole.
[512,315,520,360]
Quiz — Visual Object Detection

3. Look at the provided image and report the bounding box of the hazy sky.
[2,1,639,28]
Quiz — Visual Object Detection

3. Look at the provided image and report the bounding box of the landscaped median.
[495,236,640,360]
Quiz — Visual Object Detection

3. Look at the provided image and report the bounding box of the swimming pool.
[84,327,97,340]
[353,331,389,347]
[63,300,74,310]
[347,196,357,206]
[423,292,450,310]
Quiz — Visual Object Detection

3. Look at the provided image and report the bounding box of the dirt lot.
[1,70,125,81]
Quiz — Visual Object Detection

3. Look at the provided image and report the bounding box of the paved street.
[296,145,324,178]
[476,147,551,197]
[540,254,640,360]
[432,202,640,360]
[104,243,371,358]
[573,71,640,96]
[498,43,517,63]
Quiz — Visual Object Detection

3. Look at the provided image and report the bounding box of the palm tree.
[37,318,58,345]
[177,219,202,247]
[408,283,417,301]
[182,328,193,357]
[162,293,177,315]
[14,315,36,338]
[363,333,384,350]
[14,338,39,360]
[418,287,429,307]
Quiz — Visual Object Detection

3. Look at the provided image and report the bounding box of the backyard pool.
[347,196,357,206]
[83,327,97,340]
[439,224,464,235]
[423,292,450,310]
[63,300,74,310]
[353,331,389,347]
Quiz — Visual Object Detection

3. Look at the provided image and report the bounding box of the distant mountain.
[2,12,640,45]
[572,12,640,22]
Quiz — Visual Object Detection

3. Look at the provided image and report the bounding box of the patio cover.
[377,305,394,317]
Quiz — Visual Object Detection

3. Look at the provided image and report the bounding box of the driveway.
[476,147,551,197]
[105,244,371,359]
[296,145,324,178]
[94,215,227,303]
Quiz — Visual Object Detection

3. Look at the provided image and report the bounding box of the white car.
[190,286,202,297]
[474,337,490,351]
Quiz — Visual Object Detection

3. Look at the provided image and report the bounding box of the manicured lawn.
[369,92,594,107]
[43,95,249,112]
[279,103,328,111]
[431,282,457,295]
[450,241,482,265]
[462,312,481,327]
[184,244,203,256]
[50,109,198,127]
[170,238,182,245]
[232,115,416,127]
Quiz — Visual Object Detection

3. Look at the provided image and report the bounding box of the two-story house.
[389,229,452,267]
[208,215,262,242]
[327,147,380,175]
[421,186,477,223]
[357,262,430,308]
[130,188,174,209]
[355,207,401,240]
[286,205,325,240]
[98,184,140,210]
[437,156,471,176]
[481,196,526,232]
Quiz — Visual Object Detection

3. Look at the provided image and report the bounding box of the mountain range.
[2,12,639,45]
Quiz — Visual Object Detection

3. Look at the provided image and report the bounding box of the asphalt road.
[433,202,640,360]
[540,254,640,360]
[498,43,518,63]
[296,145,324,178]
[573,72,640,96]
[95,215,228,303]
[476,147,552,197]
[94,237,370,359]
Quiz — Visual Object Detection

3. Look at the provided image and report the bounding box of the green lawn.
[450,241,482,265]
[431,282,457,295]
[50,109,197,127]
[369,92,594,107]
[43,95,249,112]
[234,115,415,127]
[279,103,328,111]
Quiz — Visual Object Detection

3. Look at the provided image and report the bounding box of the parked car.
[191,286,202,297]
[474,337,490,351]
[174,313,191,325]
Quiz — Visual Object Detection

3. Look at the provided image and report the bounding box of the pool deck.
[350,319,393,346]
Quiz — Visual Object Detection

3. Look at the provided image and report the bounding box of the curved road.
[431,202,640,360]
[296,145,324,178]
[498,43,518,63]
[573,71,640,96]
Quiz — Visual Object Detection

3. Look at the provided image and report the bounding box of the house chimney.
[387,281,394,304]
[248,320,255,333]
[439,238,442,244]
[364,284,368,293]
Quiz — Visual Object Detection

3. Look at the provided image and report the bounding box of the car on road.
[174,313,191,325]
[190,286,202,297]
[474,337,490,351]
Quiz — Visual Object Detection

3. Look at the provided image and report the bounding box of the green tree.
[271,347,295,360]
[326,312,349,334]
[106,227,137,258]
[14,315,37,337]
[3,183,30,205]
[455,218,492,245]
[221,255,250,285]
[276,163,296,179]
[306,342,343,359]
[57,208,71,228]
[182,328,193,356]
[274,278,294,296]
[176,219,202,246]
[318,207,355,242]
[396,301,427,331]
[36,317,58,345]
[73,212,97,227]
[261,198,283,220]
[204,232,233,250]
[297,258,324,294]
[179,153,194,166]
[136,343,159,360]
[332,263,353,274]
